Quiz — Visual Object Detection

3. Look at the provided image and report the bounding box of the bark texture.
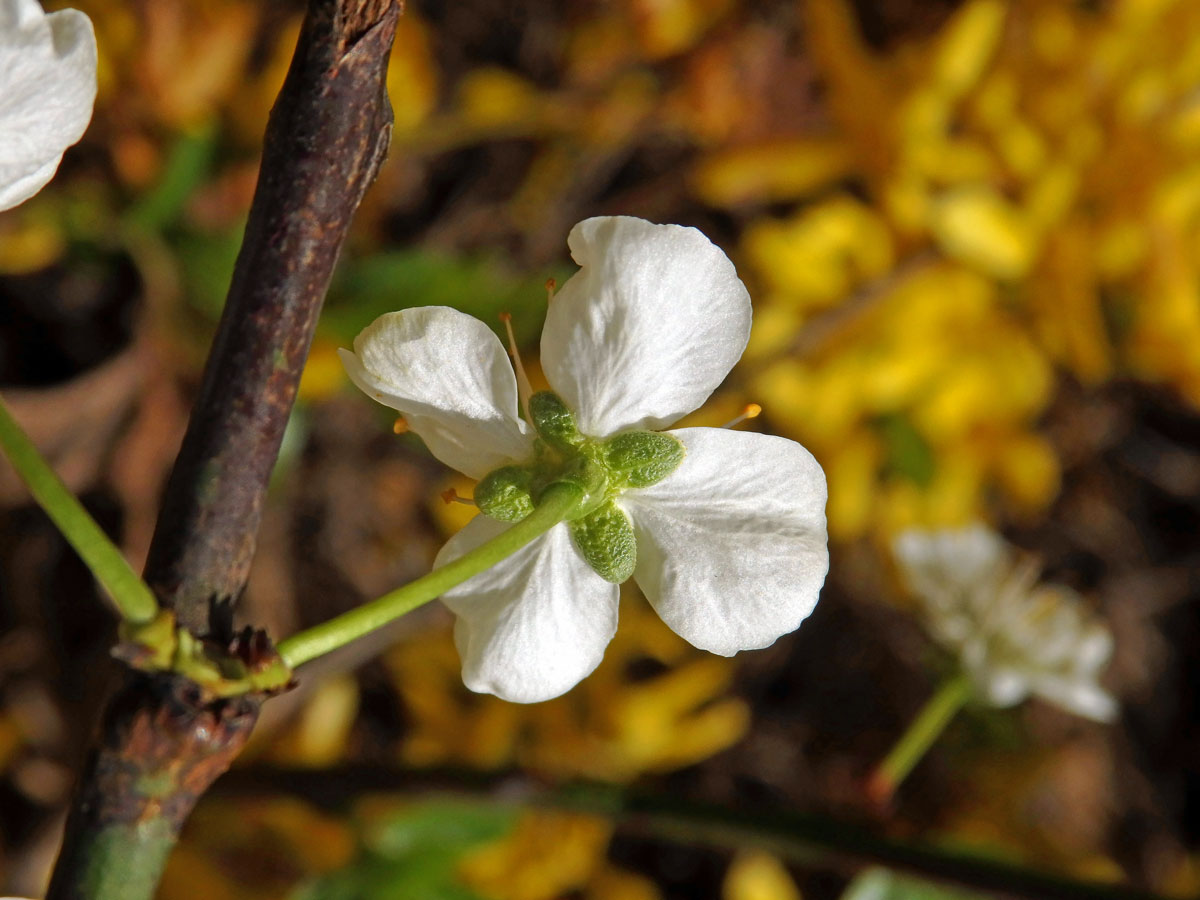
[47,677,259,900]
[143,0,398,638]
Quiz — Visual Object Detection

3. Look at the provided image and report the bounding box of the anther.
[721,403,762,429]
[499,312,534,423]
[545,277,557,303]
[440,488,476,506]
[393,416,409,434]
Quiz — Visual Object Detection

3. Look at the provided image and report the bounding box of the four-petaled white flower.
[892,525,1117,722]
[0,0,97,211]
[342,216,829,703]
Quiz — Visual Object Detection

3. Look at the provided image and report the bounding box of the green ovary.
[472,391,684,583]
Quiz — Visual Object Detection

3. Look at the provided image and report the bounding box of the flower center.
[474,389,684,584]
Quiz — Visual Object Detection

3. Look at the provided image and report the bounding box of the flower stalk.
[867,674,972,805]
[0,393,159,625]
[277,481,585,667]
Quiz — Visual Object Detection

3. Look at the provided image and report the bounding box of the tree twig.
[46,3,400,896]
[141,0,397,639]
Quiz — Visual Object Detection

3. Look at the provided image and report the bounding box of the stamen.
[393,416,410,434]
[499,312,534,423]
[440,488,476,506]
[721,403,762,429]
[545,277,557,303]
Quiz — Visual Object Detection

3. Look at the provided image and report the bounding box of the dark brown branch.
[143,0,398,638]
[47,2,400,897]
[48,677,259,900]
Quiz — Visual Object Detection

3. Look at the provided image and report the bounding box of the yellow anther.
[721,403,763,429]
[545,277,557,302]
[393,416,409,434]
[499,311,534,423]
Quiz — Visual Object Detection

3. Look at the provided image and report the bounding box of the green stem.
[277,481,584,667]
[0,392,159,625]
[868,674,973,803]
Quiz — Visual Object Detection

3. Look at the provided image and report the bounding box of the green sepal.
[475,465,535,522]
[603,431,685,488]
[568,500,636,583]
[530,391,582,451]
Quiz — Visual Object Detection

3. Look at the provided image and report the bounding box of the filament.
[721,403,762,429]
[499,312,534,423]
[441,488,476,506]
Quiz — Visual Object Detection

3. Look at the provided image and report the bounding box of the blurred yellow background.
[2,0,1199,898]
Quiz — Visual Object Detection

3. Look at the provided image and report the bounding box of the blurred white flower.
[0,0,97,211]
[892,525,1117,722]
[343,216,829,702]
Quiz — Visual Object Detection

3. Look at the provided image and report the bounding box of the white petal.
[435,517,619,703]
[978,667,1029,708]
[892,525,1009,604]
[341,307,534,478]
[540,216,752,437]
[1075,624,1115,672]
[624,427,828,656]
[1,0,55,27]
[0,155,59,210]
[0,4,97,211]
[1032,678,1118,723]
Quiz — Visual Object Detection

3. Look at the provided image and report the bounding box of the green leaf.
[175,224,246,320]
[369,801,515,858]
[126,125,218,232]
[292,802,516,900]
[876,413,935,487]
[840,868,990,900]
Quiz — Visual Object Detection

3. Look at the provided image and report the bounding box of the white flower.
[342,216,829,702]
[0,0,97,212]
[892,525,1117,722]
